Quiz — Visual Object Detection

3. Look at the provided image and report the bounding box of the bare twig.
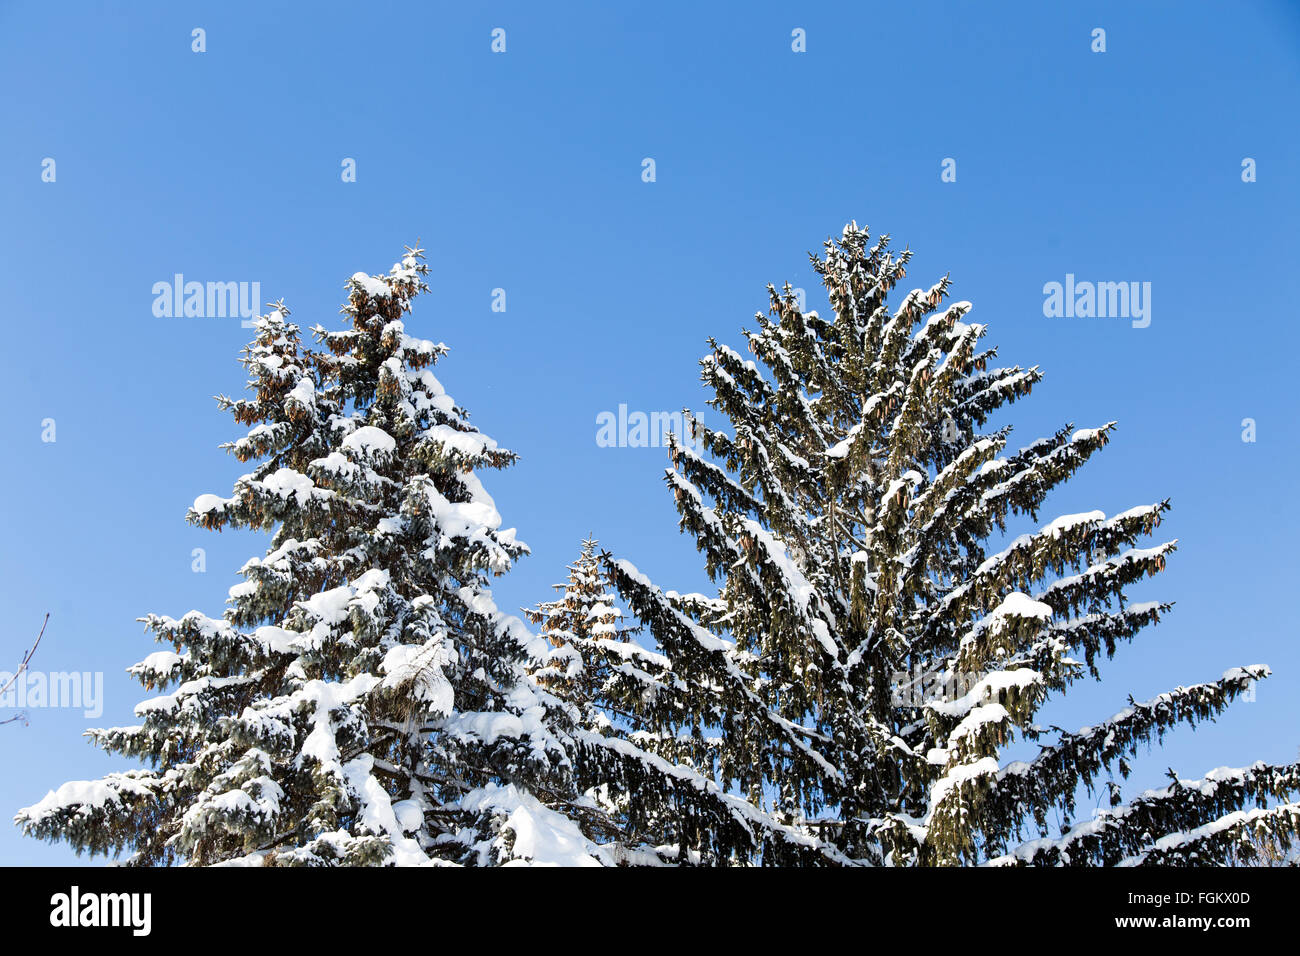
[0,613,50,727]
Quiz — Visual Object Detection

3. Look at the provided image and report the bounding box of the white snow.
[421,424,495,458]
[18,773,157,820]
[1042,510,1105,538]
[927,667,1041,719]
[380,638,455,716]
[461,783,606,867]
[350,272,390,298]
[192,493,227,515]
[128,650,183,679]
[342,425,397,457]
[990,591,1053,623]
[261,467,315,505]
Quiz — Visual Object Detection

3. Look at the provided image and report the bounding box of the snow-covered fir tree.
[601,222,1300,865]
[15,249,605,866]
[524,536,639,714]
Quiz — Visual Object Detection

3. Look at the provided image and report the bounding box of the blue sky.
[1,1,1297,865]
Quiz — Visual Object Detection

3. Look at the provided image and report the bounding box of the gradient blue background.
[2,1,1297,864]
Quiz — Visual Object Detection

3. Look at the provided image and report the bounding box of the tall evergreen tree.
[15,248,604,866]
[603,222,1300,865]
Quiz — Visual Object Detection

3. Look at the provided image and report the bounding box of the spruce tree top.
[600,222,1300,865]
[16,248,602,866]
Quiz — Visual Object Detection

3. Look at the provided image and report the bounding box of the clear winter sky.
[2,1,1297,865]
